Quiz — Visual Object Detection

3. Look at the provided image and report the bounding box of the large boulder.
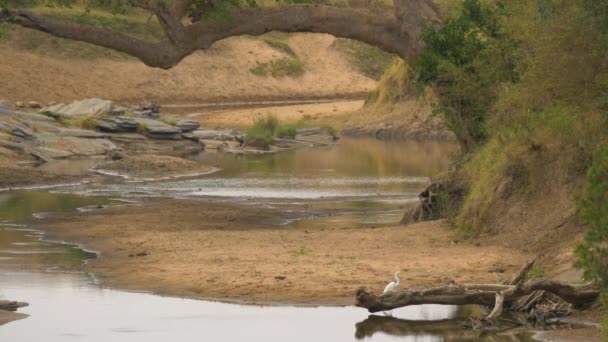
[41,98,115,119]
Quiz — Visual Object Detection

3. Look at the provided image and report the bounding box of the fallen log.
[355,259,600,326]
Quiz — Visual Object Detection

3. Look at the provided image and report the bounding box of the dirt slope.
[0,33,375,104]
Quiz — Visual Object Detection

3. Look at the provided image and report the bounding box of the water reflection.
[355,315,536,341]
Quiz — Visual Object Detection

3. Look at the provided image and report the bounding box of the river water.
[0,137,538,341]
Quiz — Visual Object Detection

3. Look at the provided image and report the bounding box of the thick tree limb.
[0,0,440,69]
[356,260,600,314]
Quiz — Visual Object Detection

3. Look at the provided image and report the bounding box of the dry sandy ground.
[185,100,365,128]
[40,199,530,305]
[0,34,375,104]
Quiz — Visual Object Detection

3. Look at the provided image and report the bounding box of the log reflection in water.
[354,315,535,341]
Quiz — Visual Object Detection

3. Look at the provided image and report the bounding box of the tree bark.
[355,260,600,315]
[0,0,440,69]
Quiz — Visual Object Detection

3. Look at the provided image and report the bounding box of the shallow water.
[0,138,538,341]
[66,138,458,228]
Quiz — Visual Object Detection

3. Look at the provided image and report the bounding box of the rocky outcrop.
[42,98,115,119]
[133,118,181,140]
[176,120,200,132]
[97,116,138,133]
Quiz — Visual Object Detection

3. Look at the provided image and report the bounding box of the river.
[0,137,538,341]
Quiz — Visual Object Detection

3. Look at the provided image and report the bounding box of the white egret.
[383,271,400,294]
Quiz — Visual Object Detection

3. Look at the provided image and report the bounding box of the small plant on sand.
[250,58,305,78]
[528,263,545,279]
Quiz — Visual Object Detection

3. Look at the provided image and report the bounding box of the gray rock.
[190,129,239,140]
[133,118,181,140]
[58,128,107,139]
[0,99,13,111]
[176,120,200,132]
[296,127,322,136]
[41,98,114,119]
[97,116,138,133]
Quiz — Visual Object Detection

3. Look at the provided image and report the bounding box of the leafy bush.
[416,0,517,153]
[576,148,608,288]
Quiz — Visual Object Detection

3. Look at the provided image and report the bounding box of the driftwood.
[356,259,599,327]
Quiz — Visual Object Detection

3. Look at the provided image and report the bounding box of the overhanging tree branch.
[0,0,441,69]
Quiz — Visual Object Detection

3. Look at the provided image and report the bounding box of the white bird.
[383,271,401,294]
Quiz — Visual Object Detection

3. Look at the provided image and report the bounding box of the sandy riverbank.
[39,198,530,305]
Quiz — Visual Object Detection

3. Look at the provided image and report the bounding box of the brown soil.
[0,34,375,105]
[40,198,531,305]
[97,155,214,179]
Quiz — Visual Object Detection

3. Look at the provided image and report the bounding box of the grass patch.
[244,114,329,143]
[250,58,305,78]
[333,38,397,80]
[136,122,148,134]
[529,263,545,279]
[159,116,177,126]
[365,59,412,106]
[263,38,296,57]
[55,114,99,130]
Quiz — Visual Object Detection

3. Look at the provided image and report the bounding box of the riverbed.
[0,137,539,341]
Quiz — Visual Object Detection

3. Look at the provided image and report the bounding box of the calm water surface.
[0,138,538,341]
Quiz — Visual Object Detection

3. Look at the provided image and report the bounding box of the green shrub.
[245,114,280,143]
[250,62,268,76]
[576,148,608,288]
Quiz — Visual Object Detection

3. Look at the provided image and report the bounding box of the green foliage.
[583,0,608,32]
[249,57,305,78]
[366,59,411,105]
[416,0,517,152]
[276,123,299,138]
[136,122,148,134]
[576,149,608,288]
[159,116,177,126]
[263,38,296,57]
[245,114,280,143]
[529,263,545,278]
[333,38,396,80]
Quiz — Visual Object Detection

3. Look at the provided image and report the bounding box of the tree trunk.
[0,1,441,69]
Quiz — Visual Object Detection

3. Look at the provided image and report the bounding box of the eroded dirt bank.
[39,199,529,305]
